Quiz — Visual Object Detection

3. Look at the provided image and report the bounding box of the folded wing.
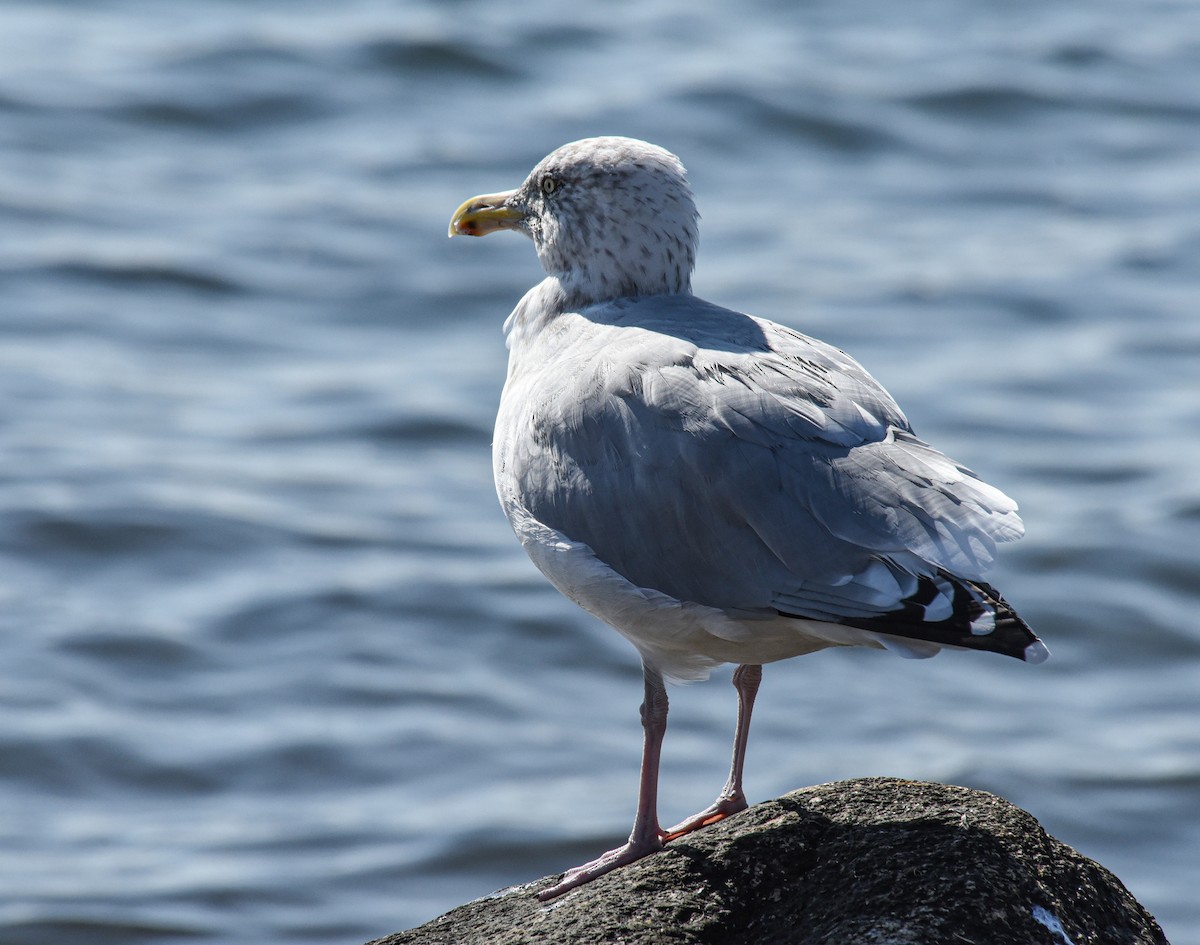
[503,295,1036,660]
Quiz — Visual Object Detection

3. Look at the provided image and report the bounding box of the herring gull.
[448,136,1047,900]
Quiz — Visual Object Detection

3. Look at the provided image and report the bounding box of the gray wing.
[505,294,1024,624]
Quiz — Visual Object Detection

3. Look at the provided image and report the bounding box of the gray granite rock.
[368,777,1168,945]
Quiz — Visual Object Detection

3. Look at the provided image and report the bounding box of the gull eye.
[540,175,559,196]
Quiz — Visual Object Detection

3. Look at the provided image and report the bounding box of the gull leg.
[664,663,762,841]
[537,663,669,900]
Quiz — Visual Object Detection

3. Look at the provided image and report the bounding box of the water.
[1,1,1198,942]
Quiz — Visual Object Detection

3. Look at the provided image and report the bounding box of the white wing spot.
[1024,640,1051,664]
[969,610,995,635]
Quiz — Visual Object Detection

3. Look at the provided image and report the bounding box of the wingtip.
[1023,640,1051,664]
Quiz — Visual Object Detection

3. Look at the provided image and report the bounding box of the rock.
[368,777,1169,945]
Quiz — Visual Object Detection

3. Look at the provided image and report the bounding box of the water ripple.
[677,87,899,153]
[356,38,525,80]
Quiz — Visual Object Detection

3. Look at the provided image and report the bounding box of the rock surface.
[368,777,1169,945]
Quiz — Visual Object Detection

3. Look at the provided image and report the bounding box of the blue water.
[2,1,1198,942]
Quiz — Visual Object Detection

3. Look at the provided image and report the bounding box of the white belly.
[497,499,895,682]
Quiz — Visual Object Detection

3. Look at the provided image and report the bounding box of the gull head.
[449,136,699,305]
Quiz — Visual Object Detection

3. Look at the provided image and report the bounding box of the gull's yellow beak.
[448,189,524,238]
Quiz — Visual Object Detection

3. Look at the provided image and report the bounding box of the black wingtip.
[826,574,1046,662]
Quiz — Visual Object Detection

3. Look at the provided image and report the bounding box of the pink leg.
[664,663,762,841]
[537,664,669,900]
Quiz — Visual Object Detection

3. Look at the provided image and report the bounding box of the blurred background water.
[1,0,1198,942]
